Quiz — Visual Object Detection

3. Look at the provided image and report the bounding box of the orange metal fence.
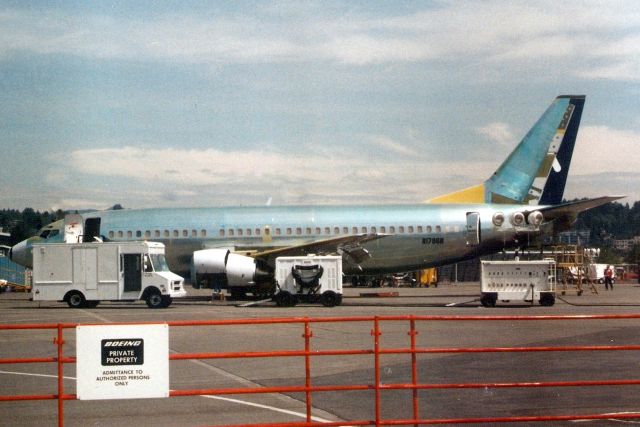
[3,314,640,426]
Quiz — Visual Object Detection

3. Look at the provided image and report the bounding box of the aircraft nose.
[10,239,32,268]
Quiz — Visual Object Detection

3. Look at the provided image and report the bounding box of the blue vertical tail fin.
[428,95,585,205]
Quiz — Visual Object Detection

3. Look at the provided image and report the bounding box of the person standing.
[604,265,614,291]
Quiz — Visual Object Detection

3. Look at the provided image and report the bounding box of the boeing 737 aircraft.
[10,95,622,300]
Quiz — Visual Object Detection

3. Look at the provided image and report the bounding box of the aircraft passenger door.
[262,226,272,244]
[466,212,480,246]
[83,218,101,243]
[122,253,142,292]
[64,214,83,243]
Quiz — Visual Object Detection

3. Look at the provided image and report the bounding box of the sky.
[1,0,639,211]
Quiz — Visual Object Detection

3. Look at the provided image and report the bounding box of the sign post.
[76,324,169,400]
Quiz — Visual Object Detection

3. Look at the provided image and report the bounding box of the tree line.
[0,208,65,246]
[0,205,123,246]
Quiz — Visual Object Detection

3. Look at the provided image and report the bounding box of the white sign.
[76,324,169,400]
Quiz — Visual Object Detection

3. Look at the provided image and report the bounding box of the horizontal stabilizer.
[538,196,625,222]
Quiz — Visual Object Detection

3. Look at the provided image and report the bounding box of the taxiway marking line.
[0,369,336,423]
[0,369,75,381]
[7,308,342,423]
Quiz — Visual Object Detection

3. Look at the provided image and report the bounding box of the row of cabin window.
[109,229,208,239]
[240,224,452,237]
[108,224,456,240]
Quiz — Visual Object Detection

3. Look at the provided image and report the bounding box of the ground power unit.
[480,260,556,307]
[274,255,342,307]
[32,241,185,308]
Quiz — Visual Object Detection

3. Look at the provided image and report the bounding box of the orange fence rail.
[3,314,640,426]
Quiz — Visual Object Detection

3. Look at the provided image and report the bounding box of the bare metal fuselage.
[81,203,534,278]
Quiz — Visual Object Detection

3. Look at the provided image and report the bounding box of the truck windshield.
[150,254,170,272]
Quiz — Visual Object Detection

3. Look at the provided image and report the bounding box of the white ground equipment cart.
[274,255,343,307]
[480,260,556,307]
[32,241,186,308]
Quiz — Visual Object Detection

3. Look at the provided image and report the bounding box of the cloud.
[60,143,495,208]
[475,122,515,146]
[38,112,631,210]
[571,125,640,175]
[70,146,330,184]
[563,125,640,201]
[362,134,419,157]
[577,60,640,81]
[1,2,639,80]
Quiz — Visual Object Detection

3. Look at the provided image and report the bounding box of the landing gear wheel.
[320,291,339,307]
[480,293,497,308]
[146,291,164,308]
[275,291,297,307]
[253,284,275,300]
[67,291,86,308]
[539,293,555,307]
[230,288,247,300]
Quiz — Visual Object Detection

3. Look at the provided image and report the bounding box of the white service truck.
[274,255,343,307]
[480,260,556,307]
[32,241,186,308]
[587,263,616,284]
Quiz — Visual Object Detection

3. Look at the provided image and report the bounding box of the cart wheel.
[320,291,339,307]
[145,291,164,308]
[480,293,497,308]
[66,291,86,308]
[539,293,555,306]
[276,291,296,307]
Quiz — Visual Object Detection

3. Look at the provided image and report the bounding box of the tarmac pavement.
[2,281,640,426]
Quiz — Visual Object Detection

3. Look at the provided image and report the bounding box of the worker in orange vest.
[604,265,614,291]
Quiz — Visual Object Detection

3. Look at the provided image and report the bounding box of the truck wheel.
[480,293,497,308]
[161,296,173,308]
[539,293,555,306]
[67,291,86,308]
[145,291,164,308]
[84,301,100,308]
[320,291,339,307]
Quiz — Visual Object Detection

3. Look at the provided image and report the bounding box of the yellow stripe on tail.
[426,184,485,204]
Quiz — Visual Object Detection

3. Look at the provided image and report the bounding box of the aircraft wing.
[537,196,625,221]
[251,234,386,266]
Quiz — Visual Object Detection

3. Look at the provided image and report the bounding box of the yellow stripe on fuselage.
[425,184,486,204]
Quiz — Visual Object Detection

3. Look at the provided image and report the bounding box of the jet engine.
[191,249,272,288]
[527,210,544,226]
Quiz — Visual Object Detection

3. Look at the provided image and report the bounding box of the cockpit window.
[39,229,60,239]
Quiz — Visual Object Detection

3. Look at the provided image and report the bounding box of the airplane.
[9,95,622,299]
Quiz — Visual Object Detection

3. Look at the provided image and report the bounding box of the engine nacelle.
[192,249,271,287]
[527,210,544,226]
[509,212,526,227]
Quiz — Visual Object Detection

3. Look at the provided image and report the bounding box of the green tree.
[625,244,640,265]
[597,246,623,265]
